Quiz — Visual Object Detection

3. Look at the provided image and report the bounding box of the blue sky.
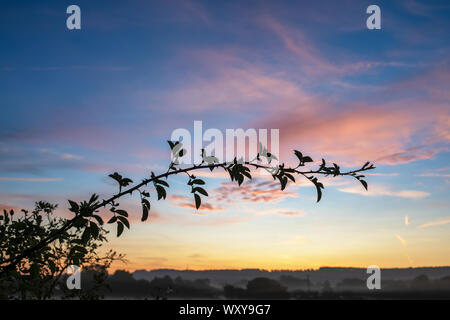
[0,0,449,270]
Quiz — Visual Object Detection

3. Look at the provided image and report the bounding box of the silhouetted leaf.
[302,156,313,163]
[156,179,169,187]
[193,187,208,197]
[312,178,324,202]
[117,221,124,237]
[68,200,79,213]
[115,209,128,217]
[117,216,130,229]
[156,185,166,200]
[72,245,87,254]
[92,215,104,225]
[141,199,150,222]
[121,178,133,187]
[237,174,244,186]
[90,221,99,238]
[285,173,295,182]
[194,194,201,210]
[242,170,252,179]
[81,227,91,244]
[73,217,87,228]
[89,193,99,204]
[280,176,288,191]
[107,216,117,224]
[359,179,368,191]
[108,172,122,184]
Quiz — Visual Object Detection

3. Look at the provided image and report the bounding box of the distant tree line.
[48,270,450,300]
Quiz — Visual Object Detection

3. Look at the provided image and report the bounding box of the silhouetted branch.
[0,143,375,276]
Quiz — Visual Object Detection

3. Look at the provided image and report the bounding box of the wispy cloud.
[365,173,399,177]
[396,234,407,247]
[24,66,130,71]
[168,195,224,212]
[338,184,430,200]
[256,208,307,217]
[419,217,450,229]
[416,173,450,178]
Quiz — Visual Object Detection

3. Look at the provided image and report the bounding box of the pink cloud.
[168,194,224,212]
[213,179,298,204]
[254,87,449,166]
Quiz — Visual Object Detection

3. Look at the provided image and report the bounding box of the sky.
[0,0,449,271]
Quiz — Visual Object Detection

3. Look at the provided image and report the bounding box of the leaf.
[359,179,368,191]
[121,178,133,187]
[108,172,122,184]
[141,199,150,222]
[192,179,205,185]
[89,193,99,204]
[227,168,234,181]
[117,216,130,229]
[194,194,201,210]
[68,200,79,213]
[115,209,128,217]
[156,185,167,200]
[280,176,288,191]
[117,221,124,237]
[193,187,208,197]
[73,217,87,228]
[81,227,91,244]
[294,150,303,161]
[107,216,117,224]
[302,156,313,163]
[73,245,87,254]
[156,179,170,187]
[236,174,244,186]
[312,178,324,202]
[90,222,99,238]
[92,215,104,225]
[285,173,295,182]
[242,170,252,179]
